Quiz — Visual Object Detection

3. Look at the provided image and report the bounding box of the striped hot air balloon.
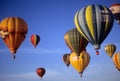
[70,51,90,77]
[64,28,88,56]
[62,53,70,67]
[74,4,114,55]
[0,17,28,59]
[110,3,120,24]
[104,44,116,57]
[112,52,120,71]
[30,34,40,48]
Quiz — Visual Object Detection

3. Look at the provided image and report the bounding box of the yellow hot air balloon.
[70,51,90,77]
[0,17,28,59]
[104,44,116,57]
[112,52,120,71]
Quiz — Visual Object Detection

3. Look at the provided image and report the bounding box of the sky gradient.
[0,0,120,81]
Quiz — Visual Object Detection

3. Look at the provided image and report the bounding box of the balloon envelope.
[110,3,120,24]
[0,17,28,59]
[112,52,120,71]
[104,44,116,57]
[36,67,46,79]
[64,28,88,56]
[74,4,114,55]
[63,53,70,67]
[70,51,90,77]
[30,34,40,47]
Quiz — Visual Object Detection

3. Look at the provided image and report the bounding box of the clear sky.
[0,0,120,81]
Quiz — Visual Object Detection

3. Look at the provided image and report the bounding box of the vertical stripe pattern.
[64,28,88,56]
[63,54,70,67]
[112,52,120,71]
[30,34,40,47]
[74,4,114,50]
[0,17,28,54]
[104,44,116,57]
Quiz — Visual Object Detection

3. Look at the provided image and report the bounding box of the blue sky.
[0,0,120,81]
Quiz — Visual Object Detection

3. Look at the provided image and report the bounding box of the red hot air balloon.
[36,67,46,79]
[30,34,40,47]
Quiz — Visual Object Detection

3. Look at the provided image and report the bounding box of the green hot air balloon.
[74,4,114,55]
[64,28,88,56]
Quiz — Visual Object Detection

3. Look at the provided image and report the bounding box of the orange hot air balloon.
[63,53,70,67]
[112,52,120,71]
[104,44,116,58]
[36,67,46,79]
[30,34,40,47]
[70,51,90,77]
[0,17,28,59]
[64,28,88,56]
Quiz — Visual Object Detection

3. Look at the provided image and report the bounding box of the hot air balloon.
[64,28,88,56]
[30,34,40,47]
[74,4,114,55]
[70,51,90,77]
[36,67,46,79]
[63,53,70,67]
[110,3,120,24]
[104,44,116,57]
[0,17,28,59]
[112,52,120,71]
